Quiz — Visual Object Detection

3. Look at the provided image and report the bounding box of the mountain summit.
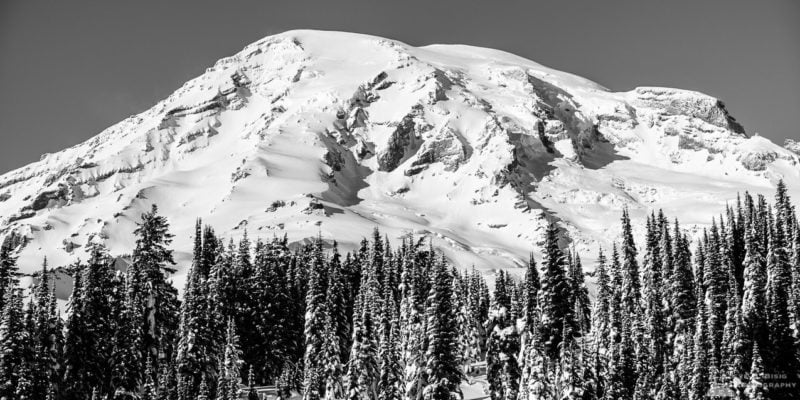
[1,30,797,278]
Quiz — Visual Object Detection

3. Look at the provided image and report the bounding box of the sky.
[0,0,798,174]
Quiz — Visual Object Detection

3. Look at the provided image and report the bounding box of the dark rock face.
[8,210,36,223]
[378,115,417,172]
[324,149,345,172]
[26,185,69,212]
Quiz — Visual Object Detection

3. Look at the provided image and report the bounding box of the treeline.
[0,181,798,400]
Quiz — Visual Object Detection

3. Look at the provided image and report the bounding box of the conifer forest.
[1,181,800,400]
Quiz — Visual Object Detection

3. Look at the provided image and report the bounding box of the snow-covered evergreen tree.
[620,209,641,318]
[423,257,462,400]
[399,246,425,400]
[0,237,18,313]
[129,205,181,382]
[744,342,767,400]
[0,287,25,399]
[568,251,591,335]
[303,236,329,400]
[517,323,551,400]
[523,254,541,335]
[690,302,709,400]
[345,281,379,400]
[378,262,402,400]
[215,319,242,400]
[589,249,610,399]
[176,220,216,400]
[538,221,574,361]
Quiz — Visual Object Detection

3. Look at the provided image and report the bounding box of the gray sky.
[1,0,798,174]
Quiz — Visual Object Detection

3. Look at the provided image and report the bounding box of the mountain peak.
[0,30,796,282]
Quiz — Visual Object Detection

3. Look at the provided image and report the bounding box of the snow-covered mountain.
[1,30,797,284]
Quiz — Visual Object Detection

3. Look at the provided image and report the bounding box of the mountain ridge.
[0,29,797,285]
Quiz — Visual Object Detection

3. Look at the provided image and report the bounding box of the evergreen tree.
[538,221,574,360]
[303,237,329,400]
[216,319,242,400]
[670,220,696,355]
[62,244,117,399]
[62,263,88,400]
[556,314,583,399]
[253,236,293,383]
[452,271,480,376]
[518,323,552,400]
[129,205,181,379]
[703,221,728,377]
[620,209,641,317]
[637,216,668,399]
[422,258,462,400]
[604,317,635,400]
[111,271,143,400]
[345,280,378,400]
[29,259,55,400]
[745,342,767,400]
[196,376,211,400]
[0,287,25,399]
[690,302,709,400]
[589,249,610,399]
[764,181,800,397]
[486,267,521,400]
[321,311,344,400]
[399,246,425,400]
[378,287,402,400]
[320,243,346,400]
[568,251,591,334]
[523,254,541,334]
[176,242,214,400]
[14,363,33,400]
[0,237,18,312]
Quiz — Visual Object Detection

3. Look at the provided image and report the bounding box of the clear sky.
[1,0,798,174]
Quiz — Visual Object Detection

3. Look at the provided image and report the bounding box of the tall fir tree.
[0,287,25,399]
[589,249,610,399]
[303,237,329,400]
[690,301,709,400]
[175,222,216,400]
[620,209,641,318]
[216,319,242,400]
[670,220,696,358]
[0,237,18,312]
[568,251,591,335]
[764,181,800,397]
[523,253,541,334]
[399,245,425,400]
[345,277,379,400]
[422,258,462,400]
[64,244,117,399]
[538,221,574,361]
[129,205,181,380]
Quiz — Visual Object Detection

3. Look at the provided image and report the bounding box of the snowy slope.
[1,30,797,286]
